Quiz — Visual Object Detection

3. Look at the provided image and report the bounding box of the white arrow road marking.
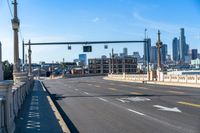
[117,97,151,103]
[153,105,182,113]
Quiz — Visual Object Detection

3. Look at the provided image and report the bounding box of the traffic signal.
[104,45,108,49]
[68,45,71,50]
[83,46,92,52]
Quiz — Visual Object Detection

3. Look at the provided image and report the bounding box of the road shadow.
[15,80,63,133]
[48,93,200,99]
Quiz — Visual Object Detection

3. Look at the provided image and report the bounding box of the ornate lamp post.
[156,30,162,70]
[12,0,20,74]
[28,40,32,76]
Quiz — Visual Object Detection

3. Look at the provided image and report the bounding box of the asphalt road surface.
[43,76,200,133]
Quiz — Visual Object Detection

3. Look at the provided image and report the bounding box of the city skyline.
[0,0,200,63]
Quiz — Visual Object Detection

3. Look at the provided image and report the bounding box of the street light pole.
[112,48,114,74]
[12,0,20,74]
[28,40,32,76]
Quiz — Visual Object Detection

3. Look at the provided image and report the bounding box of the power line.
[6,0,13,17]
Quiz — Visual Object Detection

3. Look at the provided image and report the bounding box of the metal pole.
[22,40,24,71]
[28,40,32,76]
[112,48,114,74]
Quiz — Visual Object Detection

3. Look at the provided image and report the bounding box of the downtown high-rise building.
[172,37,180,61]
[191,49,198,60]
[123,48,128,56]
[161,44,168,64]
[144,38,151,65]
[179,28,189,62]
[150,46,157,64]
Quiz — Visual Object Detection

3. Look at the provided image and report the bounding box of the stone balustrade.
[164,74,200,84]
[108,73,200,85]
[108,74,148,81]
[0,74,33,133]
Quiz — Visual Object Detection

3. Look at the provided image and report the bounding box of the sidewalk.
[14,80,69,133]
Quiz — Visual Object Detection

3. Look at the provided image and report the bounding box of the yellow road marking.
[177,102,200,108]
[168,91,185,94]
[120,84,129,87]
[108,88,117,91]
[138,87,148,90]
[95,85,100,88]
[130,92,142,95]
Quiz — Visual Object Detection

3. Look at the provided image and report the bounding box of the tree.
[3,60,13,80]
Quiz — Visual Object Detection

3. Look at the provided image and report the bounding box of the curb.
[40,81,71,133]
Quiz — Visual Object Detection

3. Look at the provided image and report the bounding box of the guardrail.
[0,74,34,133]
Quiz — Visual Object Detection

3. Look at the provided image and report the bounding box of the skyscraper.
[144,38,151,65]
[172,37,179,61]
[79,54,87,66]
[150,46,157,64]
[161,44,167,64]
[123,48,128,56]
[191,49,198,60]
[179,28,186,61]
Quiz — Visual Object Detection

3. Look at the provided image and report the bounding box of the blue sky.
[0,0,200,63]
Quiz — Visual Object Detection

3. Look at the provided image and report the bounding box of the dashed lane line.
[98,97,108,102]
[177,102,200,108]
[84,92,89,95]
[75,89,79,91]
[167,91,185,94]
[95,85,100,88]
[130,92,142,95]
[127,109,146,116]
[120,84,129,87]
[108,88,117,91]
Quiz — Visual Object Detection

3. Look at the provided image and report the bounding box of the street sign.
[83,46,92,52]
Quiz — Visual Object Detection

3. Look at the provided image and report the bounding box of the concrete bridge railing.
[108,74,148,81]
[108,73,200,85]
[0,74,33,133]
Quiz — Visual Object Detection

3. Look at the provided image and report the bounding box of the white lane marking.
[88,84,92,86]
[75,89,79,91]
[116,98,129,103]
[109,83,115,85]
[127,109,146,116]
[84,92,89,95]
[98,97,108,102]
[153,105,182,113]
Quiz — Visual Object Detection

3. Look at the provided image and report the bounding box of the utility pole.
[12,0,20,74]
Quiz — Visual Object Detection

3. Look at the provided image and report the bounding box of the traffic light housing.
[83,46,92,52]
